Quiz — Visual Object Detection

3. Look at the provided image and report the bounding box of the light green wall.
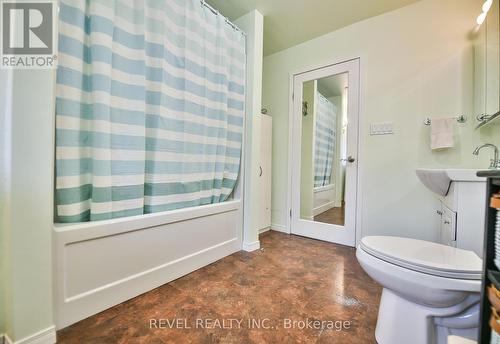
[300,80,316,219]
[263,0,500,241]
[0,70,55,341]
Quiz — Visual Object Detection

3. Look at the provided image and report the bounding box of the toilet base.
[375,289,479,344]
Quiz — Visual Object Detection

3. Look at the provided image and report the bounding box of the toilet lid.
[360,236,483,280]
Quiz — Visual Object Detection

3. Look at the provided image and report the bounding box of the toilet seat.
[360,236,482,280]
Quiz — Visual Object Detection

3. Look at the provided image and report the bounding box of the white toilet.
[356,236,482,344]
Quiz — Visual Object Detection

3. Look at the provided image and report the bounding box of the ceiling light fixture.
[483,0,493,13]
[477,0,494,27]
[477,11,487,25]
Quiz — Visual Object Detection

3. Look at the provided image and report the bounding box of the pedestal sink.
[415,169,485,196]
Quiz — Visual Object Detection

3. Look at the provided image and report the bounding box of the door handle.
[340,156,356,163]
[259,166,263,177]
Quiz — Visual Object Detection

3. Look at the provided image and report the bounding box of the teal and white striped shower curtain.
[55,0,245,222]
[314,93,337,188]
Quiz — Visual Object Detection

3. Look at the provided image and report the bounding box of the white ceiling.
[206,0,422,56]
[317,73,348,99]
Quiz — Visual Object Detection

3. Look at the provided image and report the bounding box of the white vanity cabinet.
[437,180,487,256]
[438,204,457,247]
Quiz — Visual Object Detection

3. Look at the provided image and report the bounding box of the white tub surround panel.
[54,201,242,329]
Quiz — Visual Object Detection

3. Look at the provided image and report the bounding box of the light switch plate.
[370,122,394,135]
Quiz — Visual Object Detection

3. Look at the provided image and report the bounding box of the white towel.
[430,117,454,150]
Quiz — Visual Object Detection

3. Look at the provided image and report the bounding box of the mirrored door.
[290,59,359,246]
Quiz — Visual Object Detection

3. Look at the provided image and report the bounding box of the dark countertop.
[477,170,500,177]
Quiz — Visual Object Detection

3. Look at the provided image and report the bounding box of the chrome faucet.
[473,143,500,169]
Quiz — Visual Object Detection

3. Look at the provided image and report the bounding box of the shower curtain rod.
[200,0,247,36]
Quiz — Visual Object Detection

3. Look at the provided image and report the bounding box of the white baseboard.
[313,201,336,216]
[2,326,56,344]
[271,223,289,234]
[242,240,260,252]
[258,226,270,234]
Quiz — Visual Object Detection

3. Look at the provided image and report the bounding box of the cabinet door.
[440,205,457,247]
[259,115,272,230]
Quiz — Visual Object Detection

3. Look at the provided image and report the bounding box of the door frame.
[285,57,363,247]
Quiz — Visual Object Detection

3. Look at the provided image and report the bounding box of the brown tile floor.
[57,231,381,344]
[314,205,345,226]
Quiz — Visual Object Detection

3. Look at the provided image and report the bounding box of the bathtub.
[313,184,336,216]
[53,199,243,329]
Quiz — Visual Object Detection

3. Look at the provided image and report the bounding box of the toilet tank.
[437,181,487,257]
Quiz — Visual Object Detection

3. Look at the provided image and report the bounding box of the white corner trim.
[242,240,260,252]
[2,334,13,344]
[3,326,56,344]
[271,223,289,234]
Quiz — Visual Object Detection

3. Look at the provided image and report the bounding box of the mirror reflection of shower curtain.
[314,93,337,188]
